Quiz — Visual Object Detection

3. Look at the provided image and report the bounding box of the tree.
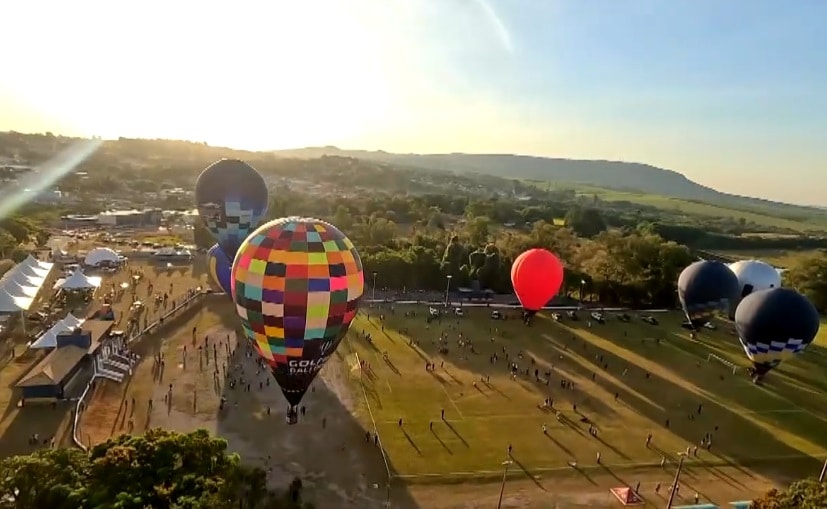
[564,207,607,238]
[783,251,827,312]
[752,479,827,509]
[0,429,306,509]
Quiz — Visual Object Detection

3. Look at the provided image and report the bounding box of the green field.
[555,183,827,233]
[343,306,827,492]
[716,249,820,268]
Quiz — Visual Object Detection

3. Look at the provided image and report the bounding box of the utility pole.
[496,459,513,509]
[444,275,453,307]
[665,453,686,509]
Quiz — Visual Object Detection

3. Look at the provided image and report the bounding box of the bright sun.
[0,1,404,149]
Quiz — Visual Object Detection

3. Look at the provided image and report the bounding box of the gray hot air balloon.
[195,159,269,259]
[734,288,820,383]
[678,260,740,329]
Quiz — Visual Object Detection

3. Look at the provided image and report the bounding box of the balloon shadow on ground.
[550,318,825,488]
[213,327,420,508]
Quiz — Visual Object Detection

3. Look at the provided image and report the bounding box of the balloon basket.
[286,408,298,425]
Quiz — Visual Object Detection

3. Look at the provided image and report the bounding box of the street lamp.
[372,272,378,302]
[444,275,453,307]
[496,459,513,509]
[579,279,586,304]
[665,453,687,509]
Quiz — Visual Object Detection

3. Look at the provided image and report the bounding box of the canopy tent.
[0,288,33,313]
[0,279,39,298]
[9,263,50,280]
[84,247,120,267]
[24,255,54,272]
[7,271,44,288]
[30,313,87,349]
[59,269,102,290]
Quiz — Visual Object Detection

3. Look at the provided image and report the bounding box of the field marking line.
[663,339,827,421]
[441,385,465,420]
[346,344,393,482]
[392,452,822,479]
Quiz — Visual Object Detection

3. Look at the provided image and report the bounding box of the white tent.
[30,313,87,349]
[0,288,33,313]
[59,269,102,290]
[1,279,39,298]
[11,263,50,280]
[24,255,54,271]
[84,247,120,267]
[7,271,44,288]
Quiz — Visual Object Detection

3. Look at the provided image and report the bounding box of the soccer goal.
[707,353,738,375]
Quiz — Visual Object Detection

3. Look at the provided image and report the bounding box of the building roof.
[17,345,87,387]
[82,319,115,353]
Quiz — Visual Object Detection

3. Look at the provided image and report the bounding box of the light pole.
[372,272,378,302]
[496,459,513,509]
[579,279,586,304]
[819,456,827,482]
[444,275,453,308]
[666,453,687,509]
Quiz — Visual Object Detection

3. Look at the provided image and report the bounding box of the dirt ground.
[79,290,394,508]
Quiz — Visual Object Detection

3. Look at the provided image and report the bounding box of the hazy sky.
[1,1,825,205]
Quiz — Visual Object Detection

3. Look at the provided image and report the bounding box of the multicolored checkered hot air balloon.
[206,244,232,295]
[195,159,269,259]
[231,217,364,424]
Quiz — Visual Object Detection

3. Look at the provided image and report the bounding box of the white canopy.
[24,255,54,271]
[8,271,44,288]
[1,279,39,298]
[10,263,50,280]
[30,313,87,349]
[84,247,119,266]
[0,288,33,313]
[59,269,102,290]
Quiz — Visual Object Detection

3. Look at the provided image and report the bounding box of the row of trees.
[195,210,696,307]
[0,426,821,508]
[190,187,827,310]
[0,429,314,509]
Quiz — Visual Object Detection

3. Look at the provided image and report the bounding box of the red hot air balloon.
[511,249,564,312]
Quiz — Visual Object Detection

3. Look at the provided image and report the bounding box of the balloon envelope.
[206,244,232,295]
[728,260,781,298]
[734,288,820,375]
[231,217,364,407]
[678,260,740,327]
[195,159,269,257]
[511,249,564,311]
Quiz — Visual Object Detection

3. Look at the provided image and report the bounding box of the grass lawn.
[557,183,827,233]
[344,305,827,498]
[717,249,820,268]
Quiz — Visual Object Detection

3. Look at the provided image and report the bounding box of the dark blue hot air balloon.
[195,159,269,259]
[206,244,232,296]
[734,288,820,382]
[678,260,740,328]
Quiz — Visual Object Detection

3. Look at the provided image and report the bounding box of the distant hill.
[274,147,821,216]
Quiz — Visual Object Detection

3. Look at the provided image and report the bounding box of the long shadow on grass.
[211,328,421,509]
[549,317,824,487]
[650,327,827,438]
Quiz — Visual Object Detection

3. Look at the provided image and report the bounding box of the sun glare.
[1,1,402,149]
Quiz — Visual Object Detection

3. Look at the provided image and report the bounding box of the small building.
[16,320,114,400]
[97,208,162,227]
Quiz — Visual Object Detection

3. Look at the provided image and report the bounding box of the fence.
[707,353,738,375]
[71,290,207,451]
